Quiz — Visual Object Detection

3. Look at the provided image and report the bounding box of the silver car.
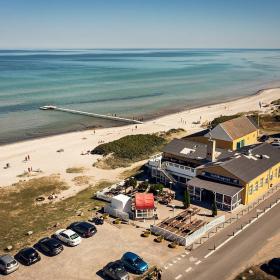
[0,254,19,275]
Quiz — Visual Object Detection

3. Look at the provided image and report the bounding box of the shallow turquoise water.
[0,49,280,144]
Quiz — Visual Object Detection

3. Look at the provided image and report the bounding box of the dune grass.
[66,167,85,173]
[0,176,109,253]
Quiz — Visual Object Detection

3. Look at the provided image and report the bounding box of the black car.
[267,258,280,277]
[68,221,97,238]
[103,261,129,280]
[258,134,270,142]
[92,217,104,225]
[16,247,41,266]
[37,237,63,256]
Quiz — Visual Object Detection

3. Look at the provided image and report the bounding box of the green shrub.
[149,184,164,195]
[91,134,166,163]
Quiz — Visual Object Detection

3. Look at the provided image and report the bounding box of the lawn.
[0,176,108,254]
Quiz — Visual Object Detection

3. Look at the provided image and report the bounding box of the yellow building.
[189,116,259,150]
[187,143,280,211]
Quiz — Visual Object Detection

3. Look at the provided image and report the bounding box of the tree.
[183,190,191,209]
[212,201,218,217]
[124,177,137,193]
[149,184,164,195]
[138,181,149,192]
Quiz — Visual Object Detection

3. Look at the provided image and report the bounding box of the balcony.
[147,153,163,168]
[162,161,196,178]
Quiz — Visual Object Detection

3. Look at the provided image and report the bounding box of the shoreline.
[0,86,279,192]
[1,85,279,147]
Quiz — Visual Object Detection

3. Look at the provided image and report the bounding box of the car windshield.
[6,260,16,267]
[70,233,79,240]
[134,257,143,265]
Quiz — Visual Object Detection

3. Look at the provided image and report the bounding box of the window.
[278,167,280,178]
[216,193,223,203]
[265,176,269,184]
[255,181,259,191]
[260,178,264,188]
[249,185,253,195]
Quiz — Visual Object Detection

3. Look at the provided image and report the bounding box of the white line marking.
[195,260,202,265]
[173,260,177,263]
[175,274,182,279]
[185,251,190,255]
[185,267,192,273]
[177,257,182,260]
[181,254,186,258]
[204,199,280,259]
[169,263,173,266]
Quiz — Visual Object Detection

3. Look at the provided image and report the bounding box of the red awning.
[135,193,155,210]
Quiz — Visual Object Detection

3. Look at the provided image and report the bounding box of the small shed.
[111,194,132,212]
[104,194,132,220]
[135,193,155,219]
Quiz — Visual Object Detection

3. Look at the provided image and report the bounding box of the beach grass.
[92,134,167,169]
[92,129,186,169]
[66,166,85,173]
[0,176,108,254]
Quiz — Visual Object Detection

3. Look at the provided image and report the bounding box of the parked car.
[103,261,129,280]
[121,252,148,274]
[37,237,63,256]
[272,141,280,148]
[0,254,19,275]
[54,229,82,246]
[92,217,104,225]
[267,258,280,277]
[16,247,41,266]
[258,134,269,142]
[68,221,97,238]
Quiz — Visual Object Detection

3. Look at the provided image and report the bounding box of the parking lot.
[4,221,184,280]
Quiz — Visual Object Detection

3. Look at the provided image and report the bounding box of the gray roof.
[205,116,258,141]
[200,143,280,183]
[187,177,243,197]
[162,139,233,162]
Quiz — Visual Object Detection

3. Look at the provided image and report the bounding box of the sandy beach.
[1,88,279,197]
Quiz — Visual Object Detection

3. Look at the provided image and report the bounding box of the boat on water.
[39,105,57,110]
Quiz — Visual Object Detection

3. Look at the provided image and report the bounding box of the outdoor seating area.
[156,207,205,237]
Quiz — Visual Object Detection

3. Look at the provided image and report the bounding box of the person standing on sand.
[28,155,30,160]
[259,101,262,109]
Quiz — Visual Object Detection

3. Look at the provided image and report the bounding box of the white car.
[272,142,280,148]
[54,229,82,246]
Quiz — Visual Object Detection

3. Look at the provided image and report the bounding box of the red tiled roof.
[135,193,155,210]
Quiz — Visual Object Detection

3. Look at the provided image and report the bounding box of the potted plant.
[168,241,178,248]
[154,235,164,243]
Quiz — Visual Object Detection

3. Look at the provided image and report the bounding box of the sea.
[1,49,280,144]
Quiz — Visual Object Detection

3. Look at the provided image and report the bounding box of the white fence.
[150,215,225,247]
[185,215,225,246]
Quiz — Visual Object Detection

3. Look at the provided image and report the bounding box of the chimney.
[206,139,216,162]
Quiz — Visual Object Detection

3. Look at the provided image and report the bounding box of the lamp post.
[172,204,175,217]
[189,208,193,224]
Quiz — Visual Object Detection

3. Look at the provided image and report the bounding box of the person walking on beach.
[28,155,30,160]
[259,101,262,109]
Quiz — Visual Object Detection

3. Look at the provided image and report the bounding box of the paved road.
[163,192,280,280]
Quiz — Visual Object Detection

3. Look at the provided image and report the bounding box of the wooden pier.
[39,105,143,124]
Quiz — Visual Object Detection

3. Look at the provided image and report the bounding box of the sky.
[0,0,280,49]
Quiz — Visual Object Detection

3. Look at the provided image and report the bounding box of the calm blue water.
[1,49,280,144]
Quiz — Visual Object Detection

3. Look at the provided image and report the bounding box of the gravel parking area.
[4,221,184,280]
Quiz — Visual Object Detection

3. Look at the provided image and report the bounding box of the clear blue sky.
[1,0,280,49]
